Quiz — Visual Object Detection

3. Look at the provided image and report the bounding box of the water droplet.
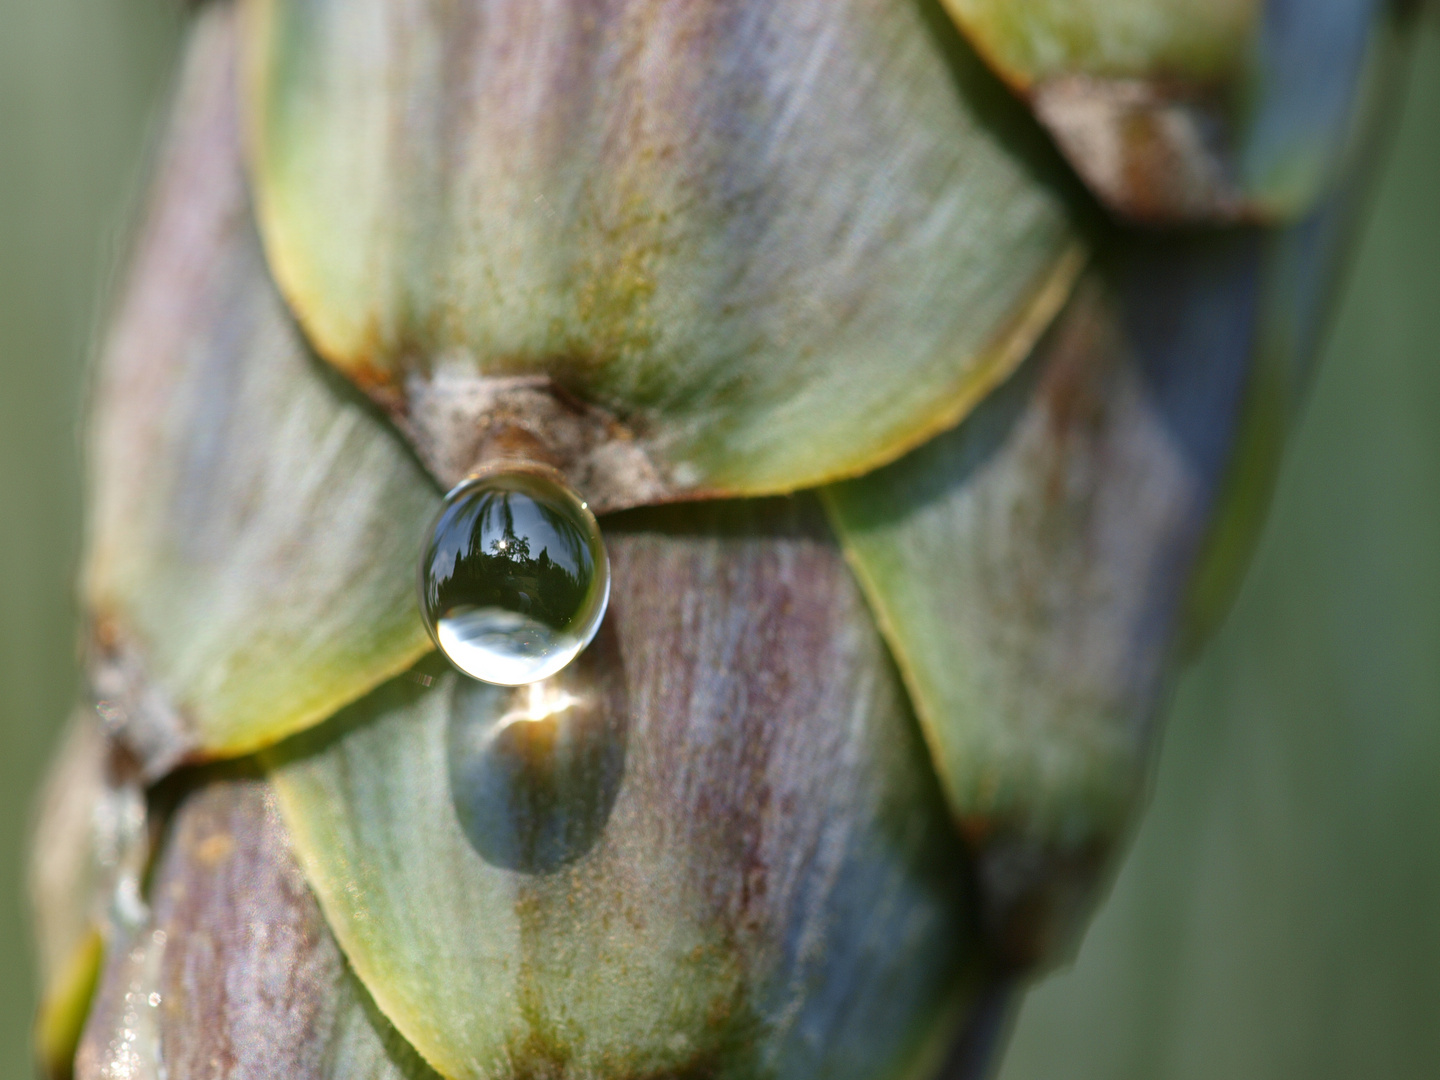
[420,466,609,685]
[447,625,627,873]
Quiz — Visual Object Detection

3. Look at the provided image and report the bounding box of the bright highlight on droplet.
[419,466,609,685]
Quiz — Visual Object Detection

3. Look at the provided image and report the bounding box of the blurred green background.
[0,4,1435,1079]
[1,0,182,1073]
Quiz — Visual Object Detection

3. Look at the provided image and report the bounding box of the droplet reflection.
[447,626,627,873]
[420,466,609,685]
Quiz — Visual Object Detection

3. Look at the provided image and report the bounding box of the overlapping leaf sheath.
[69,24,989,1076]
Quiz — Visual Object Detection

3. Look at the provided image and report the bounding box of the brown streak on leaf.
[1032,75,1256,223]
[77,769,437,1080]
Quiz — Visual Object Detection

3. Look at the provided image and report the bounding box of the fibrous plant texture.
[29,0,1417,1078]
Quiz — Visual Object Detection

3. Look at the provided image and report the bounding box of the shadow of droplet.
[447,621,628,874]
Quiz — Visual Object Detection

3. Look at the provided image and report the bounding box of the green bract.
[241,0,1084,508]
[83,5,437,768]
[264,500,979,1080]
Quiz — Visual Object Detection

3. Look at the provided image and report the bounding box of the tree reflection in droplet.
[420,467,609,685]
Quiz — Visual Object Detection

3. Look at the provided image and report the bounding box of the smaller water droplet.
[420,466,609,685]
